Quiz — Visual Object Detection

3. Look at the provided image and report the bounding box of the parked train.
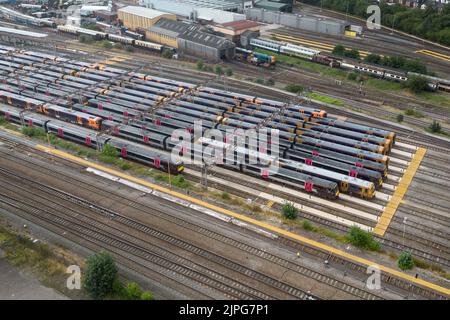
[0,105,184,173]
[249,37,450,92]
[56,25,170,53]
[235,47,276,68]
[0,5,56,28]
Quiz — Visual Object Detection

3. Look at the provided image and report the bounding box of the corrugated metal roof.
[179,27,234,49]
[148,25,180,38]
[118,6,168,19]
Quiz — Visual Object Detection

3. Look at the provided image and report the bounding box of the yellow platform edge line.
[35,145,450,297]
[271,34,369,57]
[415,50,450,62]
[271,33,370,54]
[373,148,427,236]
[271,33,335,49]
[419,50,450,59]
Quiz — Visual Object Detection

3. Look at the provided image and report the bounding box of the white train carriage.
[249,38,282,53]
[107,34,134,45]
[134,40,164,52]
[280,43,320,60]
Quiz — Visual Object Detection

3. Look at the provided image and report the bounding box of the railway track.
[0,137,448,299]
[0,148,387,299]
[0,167,320,300]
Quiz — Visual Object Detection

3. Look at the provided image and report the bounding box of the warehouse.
[139,0,247,23]
[139,0,252,13]
[254,0,292,13]
[178,26,236,62]
[145,18,192,48]
[117,6,176,31]
[144,17,236,61]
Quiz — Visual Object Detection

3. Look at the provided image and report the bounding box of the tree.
[364,53,381,65]
[282,202,298,220]
[125,45,134,52]
[83,251,118,299]
[397,251,414,270]
[429,120,441,133]
[403,75,428,93]
[396,114,404,123]
[345,48,360,60]
[214,65,223,75]
[332,44,346,56]
[285,84,304,94]
[225,68,233,76]
[196,60,204,70]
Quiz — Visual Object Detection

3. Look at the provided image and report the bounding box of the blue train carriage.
[235,47,276,68]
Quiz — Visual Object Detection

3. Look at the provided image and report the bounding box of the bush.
[398,251,414,270]
[125,45,134,53]
[225,68,233,76]
[402,75,428,93]
[345,48,360,60]
[429,120,442,133]
[196,60,204,70]
[83,251,118,299]
[125,282,143,300]
[404,108,424,118]
[214,65,223,75]
[285,84,304,94]
[282,202,298,220]
[347,226,381,251]
[102,144,118,158]
[101,41,113,49]
[114,42,124,50]
[332,45,345,56]
[301,220,315,231]
[79,35,93,44]
[396,114,404,123]
[161,49,173,59]
[0,116,6,125]
[365,53,382,65]
[347,73,358,81]
[265,78,275,86]
[221,192,231,200]
[255,78,265,84]
[141,292,153,300]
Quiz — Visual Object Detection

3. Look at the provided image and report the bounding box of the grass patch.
[404,109,424,118]
[298,220,348,243]
[307,92,345,106]
[365,78,403,91]
[0,226,68,282]
[416,92,450,109]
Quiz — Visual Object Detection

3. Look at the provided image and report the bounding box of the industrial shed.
[145,18,193,48]
[117,6,176,31]
[178,26,235,62]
